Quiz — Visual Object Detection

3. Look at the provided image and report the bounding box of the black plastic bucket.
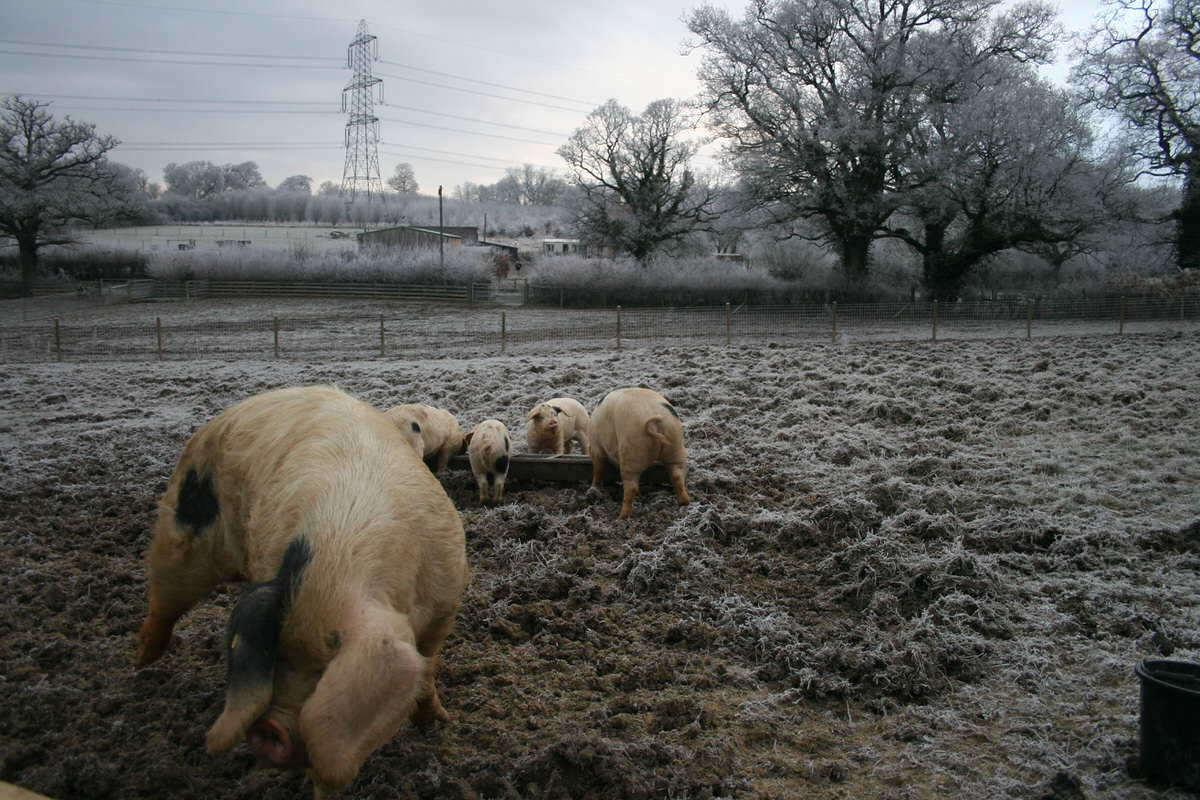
[1136,659,1200,790]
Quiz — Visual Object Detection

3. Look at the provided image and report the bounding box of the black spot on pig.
[551,405,563,415]
[410,421,421,434]
[496,454,510,474]
[223,536,312,696]
[663,403,679,419]
[177,468,218,534]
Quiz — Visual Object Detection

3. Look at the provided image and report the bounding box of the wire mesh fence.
[2,293,1198,364]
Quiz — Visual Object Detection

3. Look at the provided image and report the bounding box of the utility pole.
[438,185,444,268]
[340,20,384,201]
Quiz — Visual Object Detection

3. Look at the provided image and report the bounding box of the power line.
[379,102,566,137]
[377,149,510,172]
[380,142,560,172]
[2,91,331,107]
[0,39,340,62]
[1,39,597,113]
[377,59,594,108]
[0,48,339,70]
[3,93,567,137]
[33,105,338,116]
[373,71,590,114]
[376,116,560,147]
[53,0,626,84]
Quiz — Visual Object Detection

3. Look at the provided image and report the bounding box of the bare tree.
[0,96,137,294]
[688,0,1057,290]
[1075,0,1200,271]
[387,162,419,194]
[558,98,715,261]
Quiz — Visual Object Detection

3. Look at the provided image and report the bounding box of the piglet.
[465,419,510,505]
[524,397,590,455]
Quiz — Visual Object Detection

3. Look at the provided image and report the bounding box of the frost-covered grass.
[1,316,1197,799]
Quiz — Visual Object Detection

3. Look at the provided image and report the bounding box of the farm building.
[541,238,617,258]
[357,225,465,251]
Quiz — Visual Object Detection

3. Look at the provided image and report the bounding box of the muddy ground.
[1,298,1198,799]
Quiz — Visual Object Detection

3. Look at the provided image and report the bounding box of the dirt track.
[1,300,1198,799]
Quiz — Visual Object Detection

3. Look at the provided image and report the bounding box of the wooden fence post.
[932,300,939,342]
[273,316,280,358]
[724,302,731,345]
[54,318,61,362]
[1119,296,1126,335]
[379,314,385,356]
[501,312,507,353]
[830,302,838,343]
[155,316,163,361]
[616,305,623,352]
[1025,301,1033,340]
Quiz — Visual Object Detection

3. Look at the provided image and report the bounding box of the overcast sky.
[2,0,1107,196]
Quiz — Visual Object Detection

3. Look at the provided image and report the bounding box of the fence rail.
[2,295,1197,363]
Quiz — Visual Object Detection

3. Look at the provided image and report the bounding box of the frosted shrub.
[528,255,806,307]
[147,246,493,284]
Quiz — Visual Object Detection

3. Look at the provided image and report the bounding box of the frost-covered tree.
[558,98,715,261]
[387,162,419,194]
[163,161,224,199]
[687,0,1057,289]
[223,161,265,192]
[0,96,140,294]
[163,160,263,198]
[277,174,313,194]
[1075,0,1200,271]
[891,60,1134,299]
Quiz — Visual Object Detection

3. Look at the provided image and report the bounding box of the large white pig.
[136,385,469,798]
[465,419,510,505]
[384,403,466,473]
[588,387,689,519]
[524,397,590,455]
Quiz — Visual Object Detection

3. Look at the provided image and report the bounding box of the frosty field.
[0,298,1198,799]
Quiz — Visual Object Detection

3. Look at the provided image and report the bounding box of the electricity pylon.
[340,19,384,200]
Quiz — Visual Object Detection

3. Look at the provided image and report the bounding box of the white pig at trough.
[465,419,510,505]
[588,387,689,519]
[524,397,590,455]
[384,403,466,473]
[135,385,469,798]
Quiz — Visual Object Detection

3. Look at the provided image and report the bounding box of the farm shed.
[541,238,617,258]
[357,225,465,251]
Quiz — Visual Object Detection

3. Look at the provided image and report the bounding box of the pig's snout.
[545,418,558,431]
[247,716,299,768]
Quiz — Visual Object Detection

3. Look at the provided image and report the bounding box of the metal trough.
[446,453,671,485]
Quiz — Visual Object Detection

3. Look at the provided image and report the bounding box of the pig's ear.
[299,608,425,793]
[524,408,537,421]
[463,431,474,446]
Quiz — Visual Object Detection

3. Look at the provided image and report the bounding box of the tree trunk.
[1176,164,1200,273]
[18,232,39,298]
[838,235,872,293]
